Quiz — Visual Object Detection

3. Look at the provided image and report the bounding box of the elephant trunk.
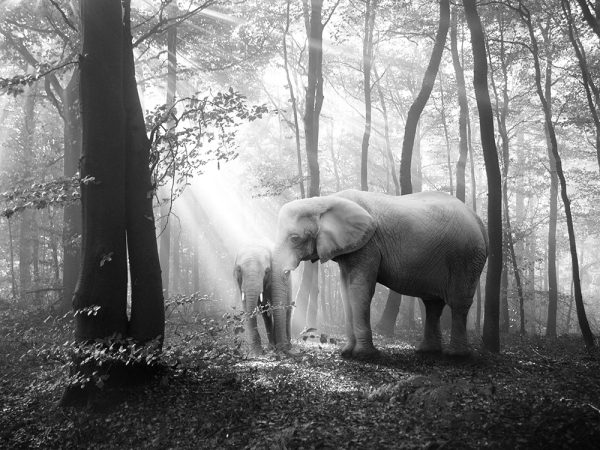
[271,255,292,351]
[242,280,263,350]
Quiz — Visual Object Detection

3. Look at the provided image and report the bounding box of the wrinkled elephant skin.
[269,190,488,359]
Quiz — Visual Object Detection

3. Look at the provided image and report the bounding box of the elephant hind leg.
[446,301,472,356]
[339,270,356,358]
[416,296,444,353]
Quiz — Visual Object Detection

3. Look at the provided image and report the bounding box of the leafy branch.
[0,60,78,97]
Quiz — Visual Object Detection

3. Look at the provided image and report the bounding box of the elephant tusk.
[259,292,263,304]
[241,292,246,303]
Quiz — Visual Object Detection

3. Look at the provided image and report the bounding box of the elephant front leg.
[446,302,472,356]
[340,265,379,360]
[339,274,356,358]
[417,296,444,353]
[262,311,275,350]
[245,315,263,357]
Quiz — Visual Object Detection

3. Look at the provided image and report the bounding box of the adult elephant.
[233,245,283,356]
[270,190,488,359]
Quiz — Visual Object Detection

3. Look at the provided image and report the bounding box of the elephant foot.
[248,346,264,358]
[444,343,472,357]
[351,344,380,361]
[341,342,380,361]
[283,348,304,358]
[340,342,355,359]
[416,340,443,353]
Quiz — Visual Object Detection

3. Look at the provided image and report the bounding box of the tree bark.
[399,0,450,194]
[463,0,503,353]
[360,0,378,191]
[74,0,129,340]
[123,0,165,342]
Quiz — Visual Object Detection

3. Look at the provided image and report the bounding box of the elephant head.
[270,196,376,350]
[233,245,275,356]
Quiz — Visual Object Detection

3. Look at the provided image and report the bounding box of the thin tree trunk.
[375,66,400,195]
[8,218,17,299]
[519,2,595,349]
[303,0,324,198]
[376,289,402,336]
[463,0,503,353]
[19,81,38,299]
[283,0,305,198]
[158,2,178,300]
[360,0,378,191]
[62,71,82,313]
[438,71,454,195]
[400,0,450,194]
[537,20,559,339]
[451,7,469,202]
[468,119,482,334]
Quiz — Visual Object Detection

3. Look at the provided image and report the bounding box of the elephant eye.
[283,269,291,280]
[290,234,301,244]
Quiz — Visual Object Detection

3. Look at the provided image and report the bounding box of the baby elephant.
[233,245,275,356]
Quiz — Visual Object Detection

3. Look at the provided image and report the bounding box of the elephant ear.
[233,264,242,287]
[316,197,376,263]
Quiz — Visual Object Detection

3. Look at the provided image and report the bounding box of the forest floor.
[1,304,600,449]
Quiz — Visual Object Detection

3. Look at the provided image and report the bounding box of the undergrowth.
[1,297,599,449]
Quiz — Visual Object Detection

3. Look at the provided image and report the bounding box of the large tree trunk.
[463,0,503,353]
[123,1,165,343]
[520,4,595,349]
[74,0,129,340]
[360,0,378,191]
[399,0,450,194]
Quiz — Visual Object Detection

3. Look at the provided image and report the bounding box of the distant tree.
[450,6,469,203]
[463,0,503,352]
[360,0,378,191]
[399,0,450,194]
[517,0,595,349]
